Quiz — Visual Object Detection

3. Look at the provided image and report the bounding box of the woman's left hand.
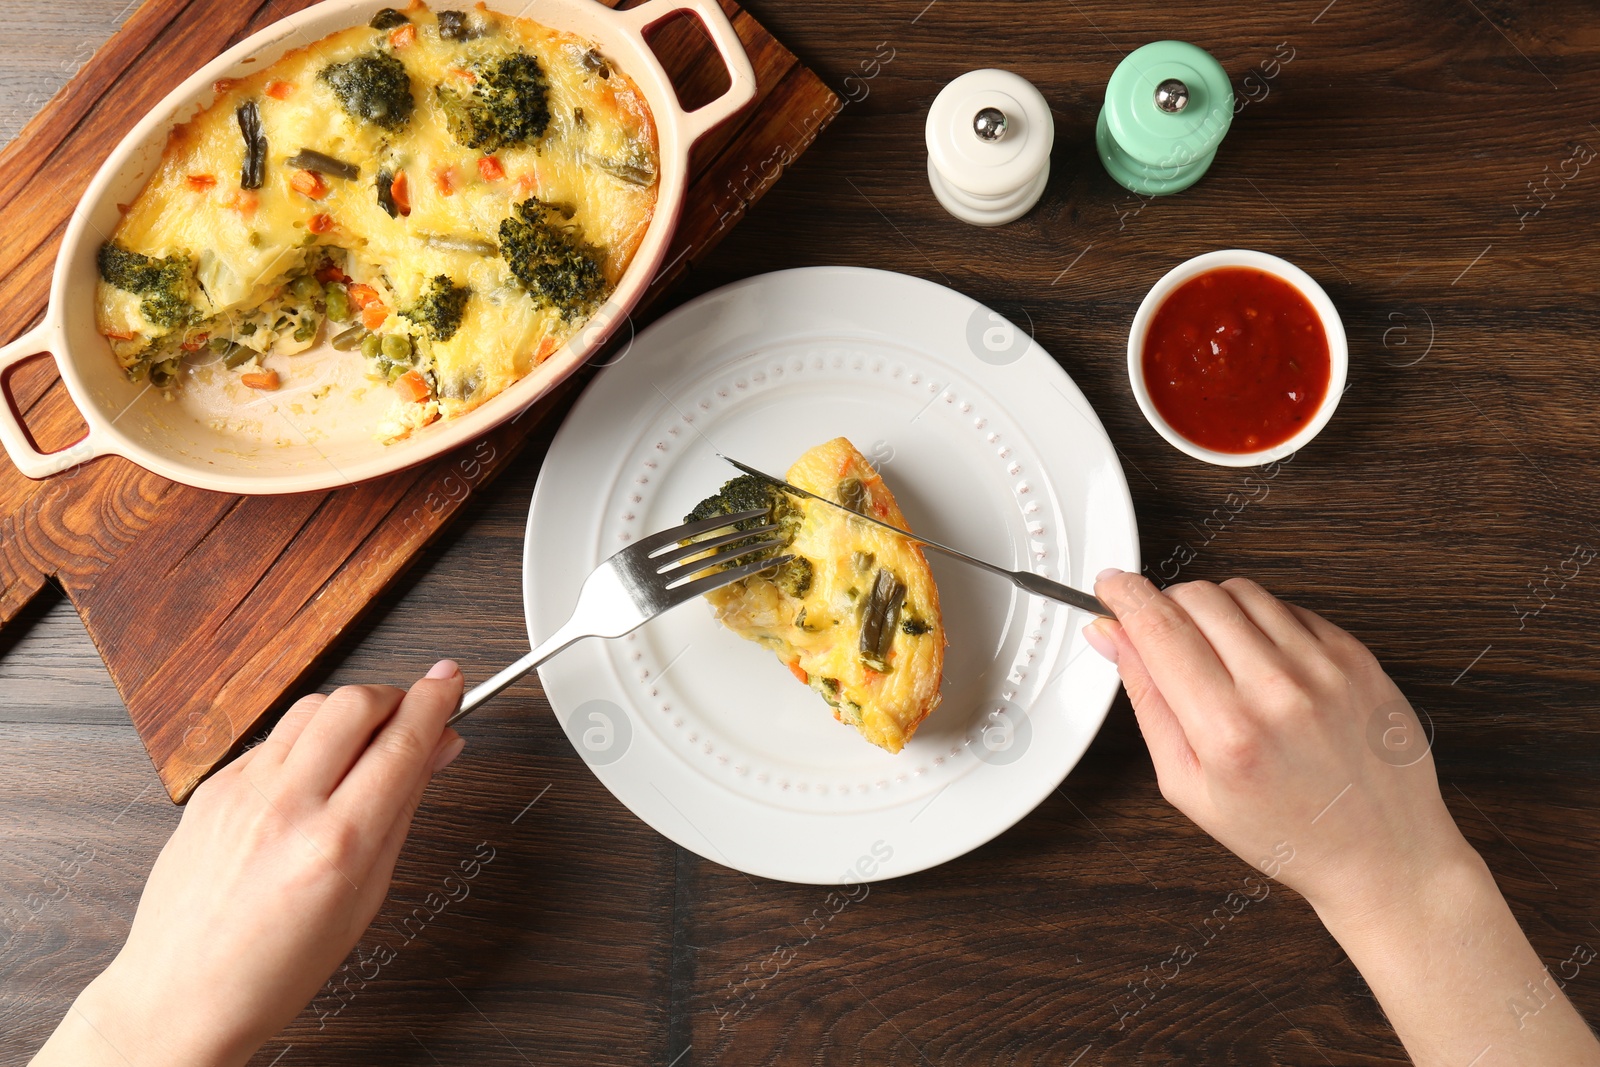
[33,662,465,1067]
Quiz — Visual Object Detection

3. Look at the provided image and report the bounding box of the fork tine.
[668,553,796,601]
[662,538,787,584]
[635,508,770,553]
[649,523,780,570]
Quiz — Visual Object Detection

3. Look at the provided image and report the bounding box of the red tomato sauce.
[1141,267,1330,453]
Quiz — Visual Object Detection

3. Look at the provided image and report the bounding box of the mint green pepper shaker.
[1096,40,1233,195]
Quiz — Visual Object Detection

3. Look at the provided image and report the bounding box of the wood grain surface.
[6,0,1600,1064]
[0,0,835,803]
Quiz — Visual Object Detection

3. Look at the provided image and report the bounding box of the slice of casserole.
[685,437,945,753]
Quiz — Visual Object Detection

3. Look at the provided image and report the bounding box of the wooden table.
[6,1,1600,1062]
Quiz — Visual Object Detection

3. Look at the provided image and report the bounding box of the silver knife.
[719,454,1112,618]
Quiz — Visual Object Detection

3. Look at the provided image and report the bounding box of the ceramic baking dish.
[0,0,754,493]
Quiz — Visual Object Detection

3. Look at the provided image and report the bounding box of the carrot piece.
[212,78,238,95]
[395,370,431,403]
[224,189,259,215]
[308,213,335,234]
[179,333,209,352]
[185,174,216,191]
[477,156,505,182]
[346,283,380,309]
[102,328,137,341]
[389,23,415,48]
[786,660,809,685]
[434,167,457,196]
[264,80,295,100]
[241,370,279,390]
[390,169,412,215]
[361,305,389,331]
[449,66,477,82]
[533,336,558,361]
[315,264,349,284]
[290,169,330,200]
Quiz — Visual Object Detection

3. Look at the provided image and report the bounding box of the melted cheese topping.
[701,438,947,753]
[95,1,657,435]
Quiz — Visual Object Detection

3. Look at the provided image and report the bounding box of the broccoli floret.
[437,9,489,40]
[776,556,813,598]
[96,242,199,330]
[684,475,811,594]
[369,7,408,29]
[401,275,470,342]
[496,199,608,320]
[434,51,550,153]
[686,474,789,527]
[318,51,414,131]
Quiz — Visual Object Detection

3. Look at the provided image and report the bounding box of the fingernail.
[1095,567,1125,585]
[426,659,460,681]
[1083,621,1119,665]
[431,734,466,772]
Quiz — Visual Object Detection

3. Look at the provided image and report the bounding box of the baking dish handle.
[0,321,104,479]
[617,0,758,144]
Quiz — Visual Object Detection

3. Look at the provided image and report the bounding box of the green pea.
[291,275,323,302]
[361,334,382,361]
[293,319,318,343]
[208,336,232,353]
[324,286,352,323]
[380,333,412,362]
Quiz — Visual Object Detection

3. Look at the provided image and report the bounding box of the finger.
[252,693,328,767]
[363,730,463,903]
[332,663,465,837]
[1284,601,1376,670]
[1164,581,1283,682]
[1218,578,1326,661]
[1095,570,1235,727]
[280,684,406,797]
[1090,620,1201,806]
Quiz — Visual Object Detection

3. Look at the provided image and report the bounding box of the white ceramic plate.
[523,266,1139,884]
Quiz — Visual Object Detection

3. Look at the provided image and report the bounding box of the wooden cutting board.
[0,0,838,802]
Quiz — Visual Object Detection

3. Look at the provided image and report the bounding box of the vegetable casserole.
[94,2,658,441]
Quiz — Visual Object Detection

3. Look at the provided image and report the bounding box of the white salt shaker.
[926,69,1054,226]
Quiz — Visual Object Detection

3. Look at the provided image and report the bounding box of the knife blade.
[718,453,1112,617]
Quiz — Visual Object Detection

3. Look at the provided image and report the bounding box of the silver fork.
[448,509,790,725]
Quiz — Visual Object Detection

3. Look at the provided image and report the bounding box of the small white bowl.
[1126,249,1348,467]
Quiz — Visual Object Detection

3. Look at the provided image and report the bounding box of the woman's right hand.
[1085,570,1600,1066]
[1083,570,1468,917]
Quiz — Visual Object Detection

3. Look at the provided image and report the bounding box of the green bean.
[858,567,906,670]
[150,358,181,387]
[223,344,254,369]
[330,325,367,350]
